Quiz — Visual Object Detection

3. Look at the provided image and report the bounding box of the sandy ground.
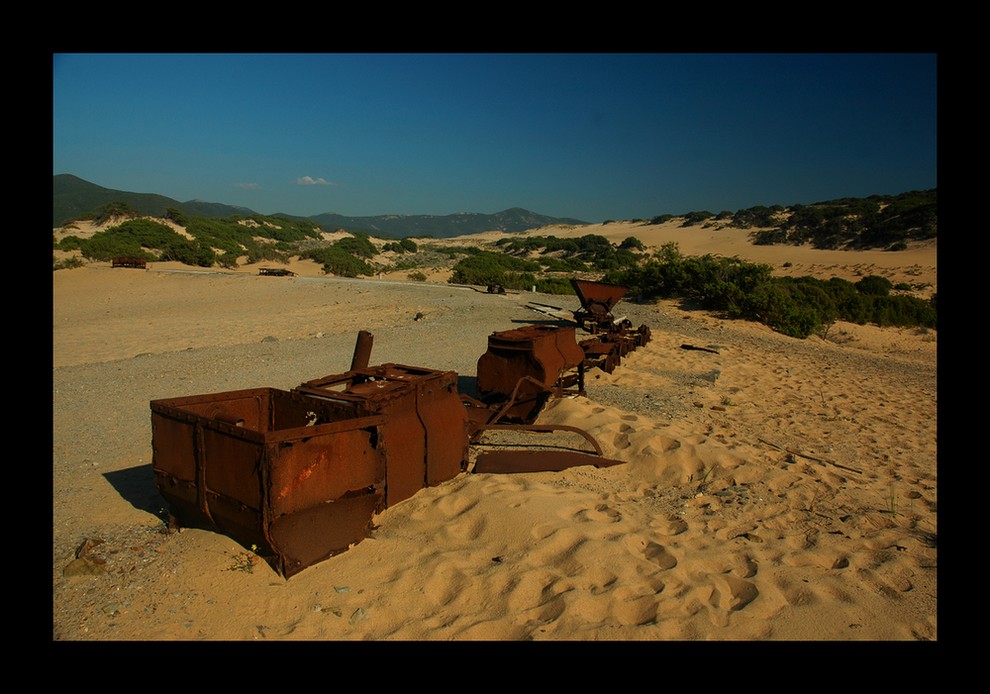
[52,221,937,641]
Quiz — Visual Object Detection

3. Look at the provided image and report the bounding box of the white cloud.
[296,176,334,186]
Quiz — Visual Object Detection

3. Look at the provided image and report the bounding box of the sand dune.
[52,225,936,641]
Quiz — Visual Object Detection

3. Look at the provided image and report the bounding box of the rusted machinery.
[473,324,587,423]
[152,364,470,578]
[294,363,469,508]
[570,279,652,374]
[571,278,628,334]
[150,387,388,578]
[151,280,652,578]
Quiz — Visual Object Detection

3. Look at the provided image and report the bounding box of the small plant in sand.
[884,483,898,516]
[228,545,261,573]
[53,255,85,270]
[696,465,716,494]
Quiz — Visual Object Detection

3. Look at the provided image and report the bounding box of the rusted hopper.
[570,279,628,333]
[294,364,469,507]
[569,278,652,372]
[150,387,387,578]
[475,324,587,423]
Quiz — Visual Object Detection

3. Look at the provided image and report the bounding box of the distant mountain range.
[52,174,589,238]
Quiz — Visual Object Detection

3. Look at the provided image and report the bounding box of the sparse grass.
[227,551,260,573]
[696,465,716,493]
[54,255,85,270]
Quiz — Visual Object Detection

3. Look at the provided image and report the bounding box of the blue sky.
[52,53,937,223]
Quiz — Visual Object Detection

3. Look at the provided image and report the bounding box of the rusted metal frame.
[552,359,585,398]
[473,423,605,457]
[151,400,387,445]
[484,375,552,426]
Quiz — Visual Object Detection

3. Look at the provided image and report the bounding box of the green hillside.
[53,174,253,227]
[52,175,588,237]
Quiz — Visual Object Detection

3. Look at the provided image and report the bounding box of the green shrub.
[449,251,541,286]
[604,242,935,338]
[334,233,379,258]
[302,246,375,277]
[648,214,674,225]
[681,211,714,226]
[856,275,893,296]
[534,277,576,295]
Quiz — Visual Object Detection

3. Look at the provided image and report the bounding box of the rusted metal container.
[150,387,386,578]
[570,279,628,333]
[294,364,469,507]
[476,324,587,422]
[112,256,147,269]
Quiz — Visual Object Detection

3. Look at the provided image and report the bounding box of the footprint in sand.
[506,569,566,621]
[422,563,467,607]
[707,574,760,612]
[651,514,688,536]
[624,535,677,570]
[566,503,622,524]
[444,514,487,542]
[612,585,660,626]
[434,493,479,519]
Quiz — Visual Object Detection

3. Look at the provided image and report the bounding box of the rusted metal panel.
[151,387,387,578]
[294,364,469,507]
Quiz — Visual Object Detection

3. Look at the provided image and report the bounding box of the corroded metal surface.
[295,364,469,507]
[568,279,653,372]
[150,387,386,578]
[151,306,652,577]
[476,324,586,422]
[570,278,628,323]
[349,330,374,371]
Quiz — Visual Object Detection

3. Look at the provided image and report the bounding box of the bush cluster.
[55,205,326,269]
[605,243,936,338]
[494,233,641,272]
[750,190,936,250]
[56,218,215,266]
[383,238,418,254]
[300,246,376,277]
[448,251,542,290]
